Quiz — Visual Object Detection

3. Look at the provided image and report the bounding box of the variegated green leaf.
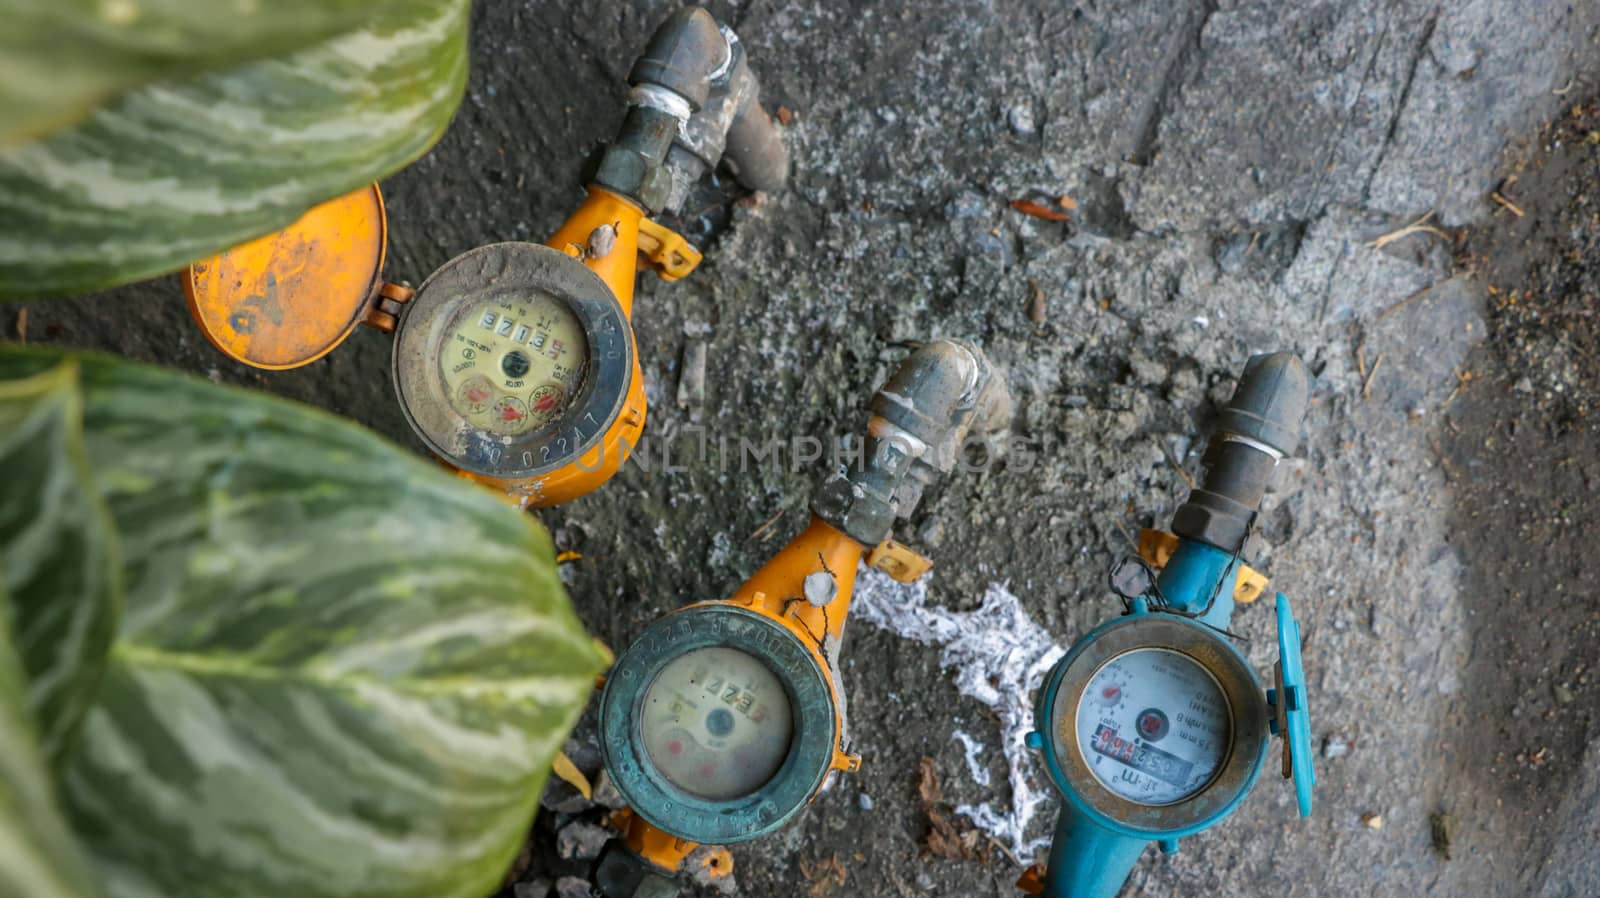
[0,0,469,298]
[0,348,606,898]
[0,0,441,146]
[0,362,121,767]
[0,581,103,898]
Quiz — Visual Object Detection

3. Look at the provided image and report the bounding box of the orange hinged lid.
[185,184,388,370]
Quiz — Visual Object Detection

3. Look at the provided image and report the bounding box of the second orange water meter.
[590,341,1013,896]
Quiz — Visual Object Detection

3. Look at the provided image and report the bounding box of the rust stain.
[185,184,388,369]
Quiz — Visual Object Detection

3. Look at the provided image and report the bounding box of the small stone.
[1007,104,1036,136]
[1110,557,1155,600]
[637,873,684,898]
[592,769,628,809]
[1513,376,1534,394]
[555,876,591,898]
[1323,735,1353,759]
[1027,280,1047,325]
[1553,683,1575,705]
[1361,813,1384,830]
[1128,351,1167,387]
[944,190,987,220]
[1214,232,1253,274]
[556,821,610,861]
[676,341,707,414]
[513,880,552,898]
[859,791,875,811]
[1431,812,1457,860]
[917,515,944,547]
[540,781,592,815]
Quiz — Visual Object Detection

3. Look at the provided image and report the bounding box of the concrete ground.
[14,1,1600,896]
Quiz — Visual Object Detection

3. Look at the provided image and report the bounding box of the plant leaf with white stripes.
[0,348,606,898]
[0,581,103,898]
[0,362,121,767]
[0,0,441,146]
[0,0,469,298]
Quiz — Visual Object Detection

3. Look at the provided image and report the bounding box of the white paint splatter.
[851,566,1065,858]
[953,730,991,786]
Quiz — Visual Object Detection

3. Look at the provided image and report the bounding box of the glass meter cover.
[1074,648,1230,805]
[1036,614,1268,835]
[392,242,634,480]
[598,605,841,844]
[640,647,795,801]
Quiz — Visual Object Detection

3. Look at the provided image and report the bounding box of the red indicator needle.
[500,406,525,422]
[466,388,489,403]
[534,395,558,411]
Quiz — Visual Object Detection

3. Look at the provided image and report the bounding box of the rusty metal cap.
[184,184,388,370]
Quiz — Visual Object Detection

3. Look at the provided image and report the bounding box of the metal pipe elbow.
[721,55,789,194]
[629,7,728,108]
[660,22,789,211]
[1172,352,1309,552]
[870,340,1012,472]
[813,340,1013,546]
[1215,352,1308,457]
[596,8,731,211]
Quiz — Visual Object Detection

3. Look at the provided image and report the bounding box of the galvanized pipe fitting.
[661,25,790,212]
[595,7,789,215]
[594,8,724,210]
[813,340,1014,547]
[1171,352,1309,553]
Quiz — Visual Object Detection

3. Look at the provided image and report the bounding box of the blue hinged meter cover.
[1275,592,1315,817]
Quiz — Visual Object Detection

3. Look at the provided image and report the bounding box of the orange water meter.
[183,6,786,508]
[588,340,1013,896]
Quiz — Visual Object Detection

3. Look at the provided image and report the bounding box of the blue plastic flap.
[1275,592,1315,816]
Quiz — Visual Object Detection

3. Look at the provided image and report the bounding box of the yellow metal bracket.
[619,810,699,873]
[636,217,702,282]
[832,750,863,773]
[1138,529,1268,604]
[866,539,934,583]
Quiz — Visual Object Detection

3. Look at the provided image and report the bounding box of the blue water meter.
[1023,353,1314,898]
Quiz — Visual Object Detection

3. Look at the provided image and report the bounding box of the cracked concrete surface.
[13,1,1600,896]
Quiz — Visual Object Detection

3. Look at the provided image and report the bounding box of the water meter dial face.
[641,647,795,802]
[440,297,588,436]
[392,243,634,482]
[599,605,842,845]
[1073,648,1231,805]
